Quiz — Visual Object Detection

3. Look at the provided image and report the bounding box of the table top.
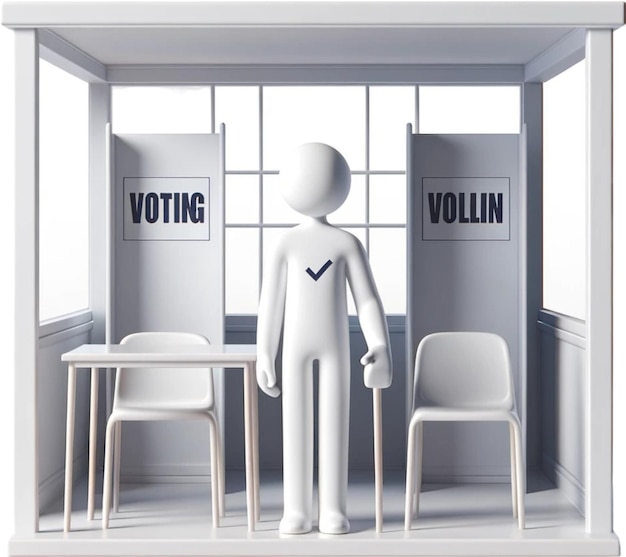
[62,343,258,364]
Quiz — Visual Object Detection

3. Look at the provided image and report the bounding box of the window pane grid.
[223,84,412,314]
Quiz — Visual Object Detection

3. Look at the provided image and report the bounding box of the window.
[112,86,213,134]
[262,87,366,170]
[419,86,521,134]
[110,84,527,316]
[39,60,89,321]
[112,85,415,315]
[542,62,586,319]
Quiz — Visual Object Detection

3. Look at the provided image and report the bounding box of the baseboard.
[421,464,514,484]
[542,454,585,513]
[120,464,213,483]
[118,464,519,485]
[39,453,88,513]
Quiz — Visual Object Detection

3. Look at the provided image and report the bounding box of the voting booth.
[408,132,524,481]
[3,2,622,556]
[112,132,225,478]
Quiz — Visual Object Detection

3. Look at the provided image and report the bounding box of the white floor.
[10,470,620,556]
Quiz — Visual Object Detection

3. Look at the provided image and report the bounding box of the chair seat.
[110,405,215,422]
[412,407,521,423]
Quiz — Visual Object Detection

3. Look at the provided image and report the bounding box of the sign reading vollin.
[422,177,510,241]
[123,177,210,241]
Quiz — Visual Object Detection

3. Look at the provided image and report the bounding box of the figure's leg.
[280,351,314,534]
[318,352,351,534]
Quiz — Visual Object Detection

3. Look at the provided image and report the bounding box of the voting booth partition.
[407,131,524,482]
[111,132,225,480]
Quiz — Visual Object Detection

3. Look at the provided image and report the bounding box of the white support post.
[89,83,111,345]
[521,82,543,477]
[405,123,414,432]
[14,29,40,535]
[218,124,227,491]
[585,29,613,535]
[88,85,112,481]
[105,123,115,418]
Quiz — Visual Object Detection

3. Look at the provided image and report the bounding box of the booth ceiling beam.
[2,1,624,28]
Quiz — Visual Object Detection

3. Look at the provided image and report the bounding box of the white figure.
[257,143,392,535]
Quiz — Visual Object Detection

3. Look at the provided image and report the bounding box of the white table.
[61,344,260,532]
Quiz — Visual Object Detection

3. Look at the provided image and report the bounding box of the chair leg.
[414,421,424,518]
[509,422,518,518]
[404,419,419,530]
[215,421,225,518]
[510,419,525,529]
[113,421,122,513]
[208,416,221,528]
[102,419,117,529]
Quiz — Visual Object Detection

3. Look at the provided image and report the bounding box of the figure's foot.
[279,513,312,535]
[319,511,350,535]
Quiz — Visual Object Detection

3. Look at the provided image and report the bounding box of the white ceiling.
[52,26,573,66]
[4,1,623,72]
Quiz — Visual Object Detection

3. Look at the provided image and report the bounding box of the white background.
[0,0,625,553]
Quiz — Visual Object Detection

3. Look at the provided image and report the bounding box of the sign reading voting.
[123,177,210,241]
[422,177,510,241]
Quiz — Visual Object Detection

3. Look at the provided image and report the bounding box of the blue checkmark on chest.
[306,259,333,281]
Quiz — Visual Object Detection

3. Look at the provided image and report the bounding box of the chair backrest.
[115,332,214,409]
[413,332,515,411]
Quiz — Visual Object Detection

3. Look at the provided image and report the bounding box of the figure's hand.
[256,355,281,398]
[360,345,392,389]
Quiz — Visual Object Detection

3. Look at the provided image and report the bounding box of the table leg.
[219,417,226,518]
[64,364,77,532]
[243,363,256,532]
[251,362,260,523]
[87,367,99,520]
[373,387,383,533]
[113,422,122,512]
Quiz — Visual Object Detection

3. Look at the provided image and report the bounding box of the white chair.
[102,332,224,529]
[404,332,525,529]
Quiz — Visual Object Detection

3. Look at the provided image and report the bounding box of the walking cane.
[373,387,383,533]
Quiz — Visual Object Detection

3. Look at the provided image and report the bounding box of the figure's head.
[280,142,351,218]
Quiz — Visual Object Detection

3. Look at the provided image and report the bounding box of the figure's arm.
[346,238,392,389]
[256,242,287,398]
